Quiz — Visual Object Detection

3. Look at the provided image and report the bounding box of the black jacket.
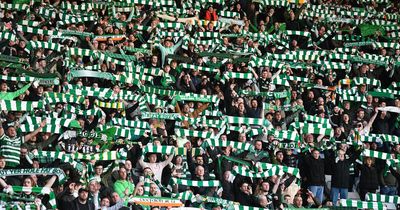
[71,198,95,210]
[235,190,257,206]
[304,155,325,186]
[331,158,353,188]
[359,165,379,190]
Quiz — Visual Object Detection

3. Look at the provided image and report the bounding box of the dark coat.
[331,158,353,188]
[359,165,379,190]
[304,155,325,186]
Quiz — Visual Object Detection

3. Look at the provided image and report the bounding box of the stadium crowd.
[0,0,400,209]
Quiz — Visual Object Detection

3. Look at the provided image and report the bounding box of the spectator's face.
[238,103,245,112]
[125,160,132,170]
[394,145,400,154]
[240,183,250,194]
[119,168,127,180]
[343,114,349,122]
[164,65,171,73]
[221,135,227,141]
[151,56,158,64]
[361,65,368,73]
[262,182,269,191]
[113,85,121,93]
[23,178,33,187]
[165,40,173,47]
[338,151,345,161]
[276,152,283,161]
[68,183,76,192]
[21,148,28,157]
[357,110,365,119]
[111,192,120,203]
[290,11,295,20]
[200,89,208,95]
[175,156,182,165]
[308,91,314,99]
[359,84,367,93]
[150,184,158,195]
[335,128,342,136]
[136,186,144,195]
[259,196,268,207]
[284,195,291,204]
[238,134,246,142]
[7,127,17,138]
[196,156,204,165]
[101,198,110,207]
[0,158,6,169]
[275,112,281,120]
[223,171,231,181]
[149,154,157,163]
[0,83,7,91]
[251,100,258,108]
[37,86,44,94]
[312,150,320,159]
[78,119,85,128]
[366,158,373,166]
[196,166,205,177]
[89,181,98,193]
[318,98,324,105]
[294,196,302,207]
[255,141,262,150]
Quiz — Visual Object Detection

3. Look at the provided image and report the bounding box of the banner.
[130,196,183,207]
[0,168,67,184]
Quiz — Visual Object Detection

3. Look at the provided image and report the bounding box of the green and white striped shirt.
[0,134,24,167]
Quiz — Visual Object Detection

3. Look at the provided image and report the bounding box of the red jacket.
[205,10,218,21]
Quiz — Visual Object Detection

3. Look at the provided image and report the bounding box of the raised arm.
[172,36,186,52]
[0,120,4,137]
[44,175,57,188]
[0,177,7,188]
[365,107,378,131]
[192,103,210,118]
[138,155,147,168]
[24,120,46,142]
[161,152,175,168]
[1,82,32,100]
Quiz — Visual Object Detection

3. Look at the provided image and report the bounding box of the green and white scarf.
[366,193,400,204]
[339,199,385,209]
[171,178,220,187]
[8,186,57,209]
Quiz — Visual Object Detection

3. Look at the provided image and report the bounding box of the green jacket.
[0,83,31,100]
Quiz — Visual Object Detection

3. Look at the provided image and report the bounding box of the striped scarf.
[9,186,57,209]
[175,128,214,139]
[0,100,41,111]
[205,139,254,151]
[171,178,220,187]
[362,149,392,160]
[366,193,400,204]
[339,199,385,209]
